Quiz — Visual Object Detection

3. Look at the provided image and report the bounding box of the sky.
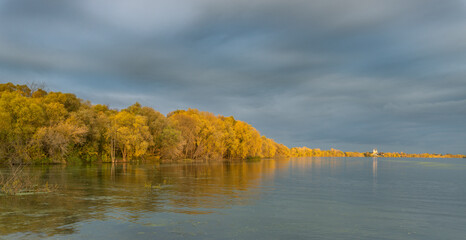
[0,0,465,154]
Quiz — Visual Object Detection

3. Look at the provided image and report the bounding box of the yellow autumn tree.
[111,111,152,161]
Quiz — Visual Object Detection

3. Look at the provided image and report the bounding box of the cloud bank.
[1,0,465,153]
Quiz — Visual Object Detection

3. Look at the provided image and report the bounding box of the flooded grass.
[0,165,58,196]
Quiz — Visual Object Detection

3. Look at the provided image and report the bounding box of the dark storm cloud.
[1,0,465,153]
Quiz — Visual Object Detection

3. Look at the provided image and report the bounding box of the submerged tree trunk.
[110,138,116,163]
[122,147,127,162]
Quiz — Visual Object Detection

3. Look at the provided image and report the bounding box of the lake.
[1,157,466,239]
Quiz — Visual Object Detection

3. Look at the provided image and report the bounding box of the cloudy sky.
[1,0,465,154]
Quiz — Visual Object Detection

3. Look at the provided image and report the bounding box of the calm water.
[1,157,466,239]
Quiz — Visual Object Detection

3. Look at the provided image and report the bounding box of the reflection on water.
[1,157,466,239]
[0,160,287,237]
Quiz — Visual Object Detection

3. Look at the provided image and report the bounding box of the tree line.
[0,83,464,164]
[0,83,290,164]
[289,146,465,159]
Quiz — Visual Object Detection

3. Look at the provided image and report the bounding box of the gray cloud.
[1,0,465,154]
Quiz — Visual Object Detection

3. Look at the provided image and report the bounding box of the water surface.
[1,157,465,239]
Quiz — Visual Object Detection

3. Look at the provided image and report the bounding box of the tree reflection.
[0,159,293,237]
[0,157,370,237]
